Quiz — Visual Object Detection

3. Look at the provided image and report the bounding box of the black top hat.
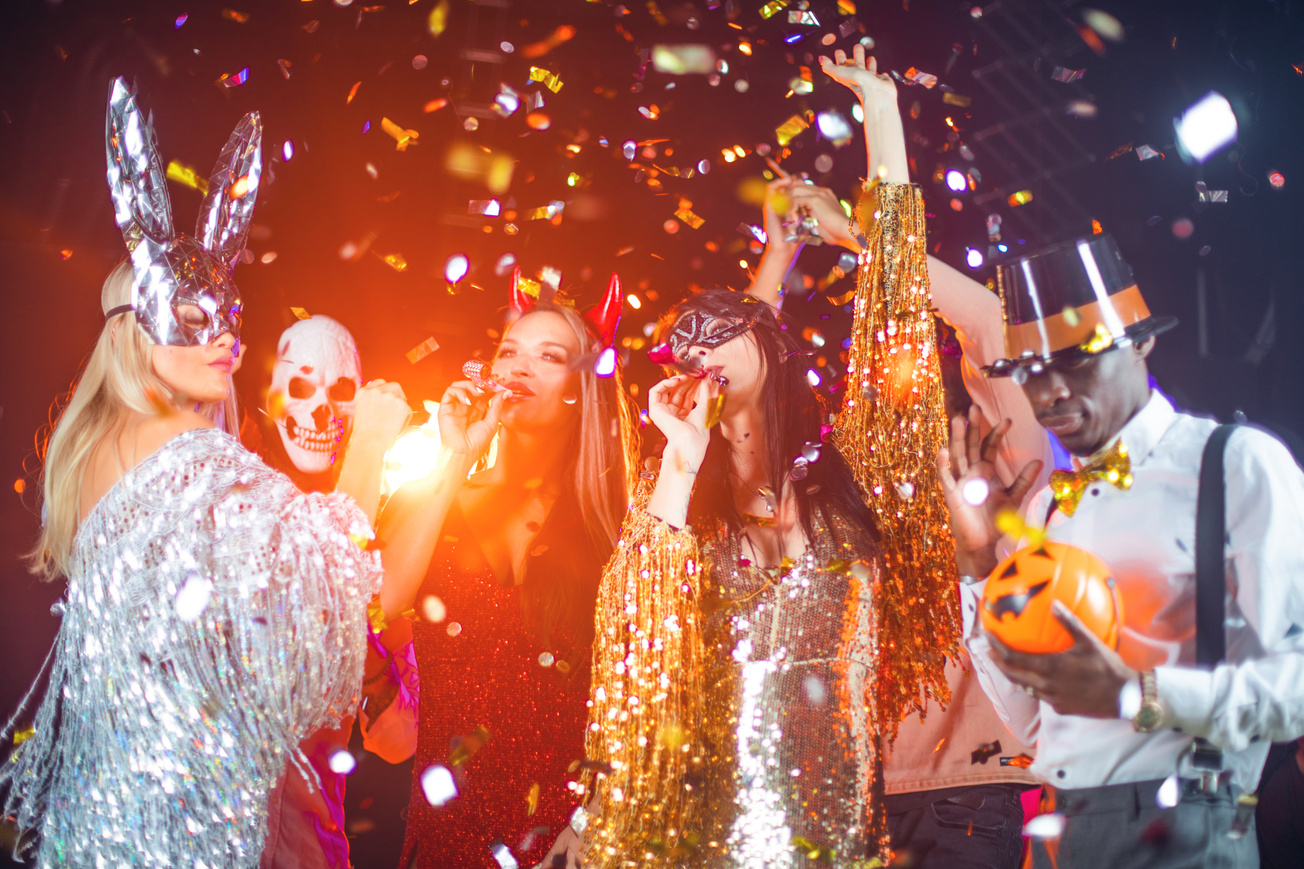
[985,233,1177,377]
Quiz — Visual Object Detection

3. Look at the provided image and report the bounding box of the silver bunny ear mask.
[104,76,262,346]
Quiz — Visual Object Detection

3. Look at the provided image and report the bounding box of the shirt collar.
[1073,391,1176,470]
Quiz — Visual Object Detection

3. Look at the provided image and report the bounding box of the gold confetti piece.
[704,394,726,429]
[59,249,73,260]
[423,97,449,113]
[381,117,419,151]
[645,0,668,25]
[995,508,1045,546]
[12,724,34,745]
[674,206,705,229]
[14,479,25,494]
[428,0,449,36]
[774,114,810,146]
[942,92,972,107]
[1005,753,1035,768]
[517,275,541,298]
[381,252,408,272]
[347,81,361,104]
[790,836,836,862]
[1007,189,1034,206]
[165,161,209,194]
[1081,322,1114,354]
[837,0,856,13]
[528,66,564,92]
[933,737,947,753]
[759,0,789,19]
[526,782,540,816]
[449,725,492,766]
[366,596,387,634]
[221,8,249,23]
[1062,306,1081,327]
[1106,142,1134,160]
[1092,219,1104,234]
[290,307,312,320]
[349,520,377,551]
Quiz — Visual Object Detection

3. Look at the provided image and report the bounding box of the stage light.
[945,170,967,192]
[966,248,984,268]
[383,409,498,496]
[1174,91,1237,162]
[444,253,469,284]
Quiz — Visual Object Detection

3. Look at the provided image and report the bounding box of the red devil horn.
[509,265,535,314]
[583,272,623,347]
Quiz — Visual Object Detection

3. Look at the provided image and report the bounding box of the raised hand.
[936,406,1043,577]
[647,374,720,476]
[783,183,859,250]
[436,380,505,464]
[351,379,412,452]
[818,44,897,110]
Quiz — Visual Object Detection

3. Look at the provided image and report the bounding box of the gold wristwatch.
[1131,669,1164,733]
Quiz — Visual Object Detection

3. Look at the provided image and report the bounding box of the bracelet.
[959,574,985,585]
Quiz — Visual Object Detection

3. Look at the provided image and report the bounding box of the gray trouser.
[1028,778,1257,869]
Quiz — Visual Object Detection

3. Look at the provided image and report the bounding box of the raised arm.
[374,381,503,618]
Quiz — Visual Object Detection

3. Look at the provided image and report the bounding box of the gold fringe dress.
[581,184,961,869]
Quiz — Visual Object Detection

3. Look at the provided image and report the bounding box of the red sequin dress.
[395,505,594,869]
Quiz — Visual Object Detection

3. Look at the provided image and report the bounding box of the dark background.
[1,0,1301,866]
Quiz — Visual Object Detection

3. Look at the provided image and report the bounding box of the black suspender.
[1191,423,1239,781]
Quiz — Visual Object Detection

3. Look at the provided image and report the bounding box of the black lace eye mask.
[664,309,757,358]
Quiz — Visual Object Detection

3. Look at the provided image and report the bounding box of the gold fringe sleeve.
[832,181,961,741]
[580,492,707,868]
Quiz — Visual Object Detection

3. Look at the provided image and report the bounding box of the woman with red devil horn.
[359,271,638,869]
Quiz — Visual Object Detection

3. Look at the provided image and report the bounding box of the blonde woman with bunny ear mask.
[1,78,411,869]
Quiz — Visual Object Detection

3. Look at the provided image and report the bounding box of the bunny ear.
[105,77,175,249]
[196,111,263,272]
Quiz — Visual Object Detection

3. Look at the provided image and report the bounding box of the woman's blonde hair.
[29,262,239,580]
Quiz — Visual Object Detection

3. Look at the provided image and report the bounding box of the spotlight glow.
[1174,91,1238,163]
[328,750,357,775]
[966,248,984,268]
[945,170,968,192]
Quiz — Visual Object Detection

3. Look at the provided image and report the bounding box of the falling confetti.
[328,749,357,775]
[420,764,458,805]
[1023,812,1067,839]
[1051,66,1085,83]
[775,114,810,146]
[528,67,564,92]
[290,307,312,320]
[216,68,250,89]
[381,117,419,151]
[406,338,440,364]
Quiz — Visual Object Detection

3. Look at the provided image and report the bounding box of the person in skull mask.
[251,315,363,488]
[251,314,377,869]
[1,78,411,868]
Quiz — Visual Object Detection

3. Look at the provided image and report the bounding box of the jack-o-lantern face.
[981,541,1122,654]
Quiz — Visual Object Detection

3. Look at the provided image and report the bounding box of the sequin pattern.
[397,509,590,869]
[692,513,887,867]
[1,428,380,869]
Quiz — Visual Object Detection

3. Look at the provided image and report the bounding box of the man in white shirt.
[937,233,1304,867]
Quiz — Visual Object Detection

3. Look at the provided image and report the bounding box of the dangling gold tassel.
[832,181,961,740]
[580,501,708,867]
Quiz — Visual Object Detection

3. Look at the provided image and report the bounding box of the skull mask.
[267,316,362,475]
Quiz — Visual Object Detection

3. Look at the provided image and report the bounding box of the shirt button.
[1056,770,1066,779]
[1091,488,1100,496]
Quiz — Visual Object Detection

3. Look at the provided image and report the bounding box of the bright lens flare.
[420,764,458,806]
[1174,91,1238,162]
[444,253,470,284]
[594,346,618,377]
[328,749,357,775]
[966,248,984,268]
[945,169,968,192]
[961,477,990,506]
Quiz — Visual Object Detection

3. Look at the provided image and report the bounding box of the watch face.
[1134,702,1164,732]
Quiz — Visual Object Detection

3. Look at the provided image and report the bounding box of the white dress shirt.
[964,391,1304,792]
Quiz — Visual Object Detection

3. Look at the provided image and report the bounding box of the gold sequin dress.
[581,184,960,869]
[1,429,381,869]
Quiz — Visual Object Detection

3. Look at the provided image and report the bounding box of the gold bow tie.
[1049,439,1134,517]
